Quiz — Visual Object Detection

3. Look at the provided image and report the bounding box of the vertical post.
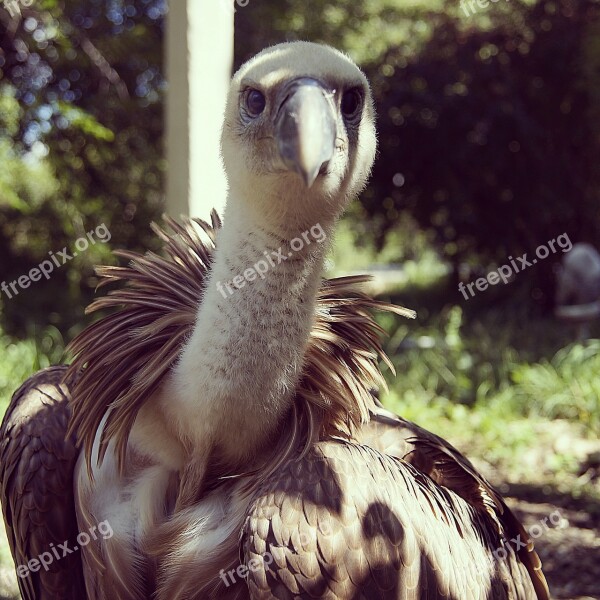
[166,0,234,220]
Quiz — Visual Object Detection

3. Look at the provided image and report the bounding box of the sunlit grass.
[0,337,37,416]
[328,220,599,500]
[383,387,593,487]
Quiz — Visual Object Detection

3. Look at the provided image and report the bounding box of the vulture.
[0,42,550,599]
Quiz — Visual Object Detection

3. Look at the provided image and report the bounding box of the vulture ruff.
[64,214,415,476]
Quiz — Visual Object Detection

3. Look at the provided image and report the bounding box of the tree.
[0,0,166,337]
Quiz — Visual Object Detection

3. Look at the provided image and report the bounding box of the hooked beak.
[275,78,337,188]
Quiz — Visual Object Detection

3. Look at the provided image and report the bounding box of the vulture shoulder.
[242,405,550,600]
[0,365,85,600]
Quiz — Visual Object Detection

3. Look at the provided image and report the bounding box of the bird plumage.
[245,441,528,599]
[0,41,549,600]
[0,367,86,599]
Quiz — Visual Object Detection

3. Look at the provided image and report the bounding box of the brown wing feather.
[0,366,86,600]
[243,439,547,600]
[357,404,550,600]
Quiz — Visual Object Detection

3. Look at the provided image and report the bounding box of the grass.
[328,218,599,505]
[383,386,596,493]
[0,326,66,415]
[380,305,600,433]
[371,255,600,513]
[0,337,37,417]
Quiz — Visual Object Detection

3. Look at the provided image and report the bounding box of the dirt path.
[506,497,600,600]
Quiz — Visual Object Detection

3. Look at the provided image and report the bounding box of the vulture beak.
[275,78,337,188]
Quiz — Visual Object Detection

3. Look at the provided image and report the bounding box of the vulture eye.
[341,88,363,119]
[245,89,266,117]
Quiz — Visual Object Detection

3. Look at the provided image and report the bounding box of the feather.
[0,367,87,600]
[64,214,415,475]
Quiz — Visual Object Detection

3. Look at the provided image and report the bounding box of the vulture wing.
[364,404,549,599]
[0,365,85,600]
[243,410,550,600]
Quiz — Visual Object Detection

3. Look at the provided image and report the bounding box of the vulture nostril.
[319,160,330,176]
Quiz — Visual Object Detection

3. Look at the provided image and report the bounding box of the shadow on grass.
[501,480,600,527]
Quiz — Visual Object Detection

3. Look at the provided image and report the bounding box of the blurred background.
[0,0,599,598]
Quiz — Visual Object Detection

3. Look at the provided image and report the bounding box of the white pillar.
[166,0,233,220]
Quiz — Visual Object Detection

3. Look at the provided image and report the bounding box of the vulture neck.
[167,197,334,470]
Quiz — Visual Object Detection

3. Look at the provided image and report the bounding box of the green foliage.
[0,338,35,416]
[382,296,599,434]
[383,305,519,405]
[331,212,448,274]
[381,298,599,486]
[365,0,600,300]
[512,341,600,432]
[236,0,444,65]
[0,86,20,137]
[0,326,65,449]
[0,0,166,340]
[55,102,115,142]
[0,86,58,212]
[383,383,590,484]
[2,0,597,336]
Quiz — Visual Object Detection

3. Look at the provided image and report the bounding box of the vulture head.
[220,42,377,228]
